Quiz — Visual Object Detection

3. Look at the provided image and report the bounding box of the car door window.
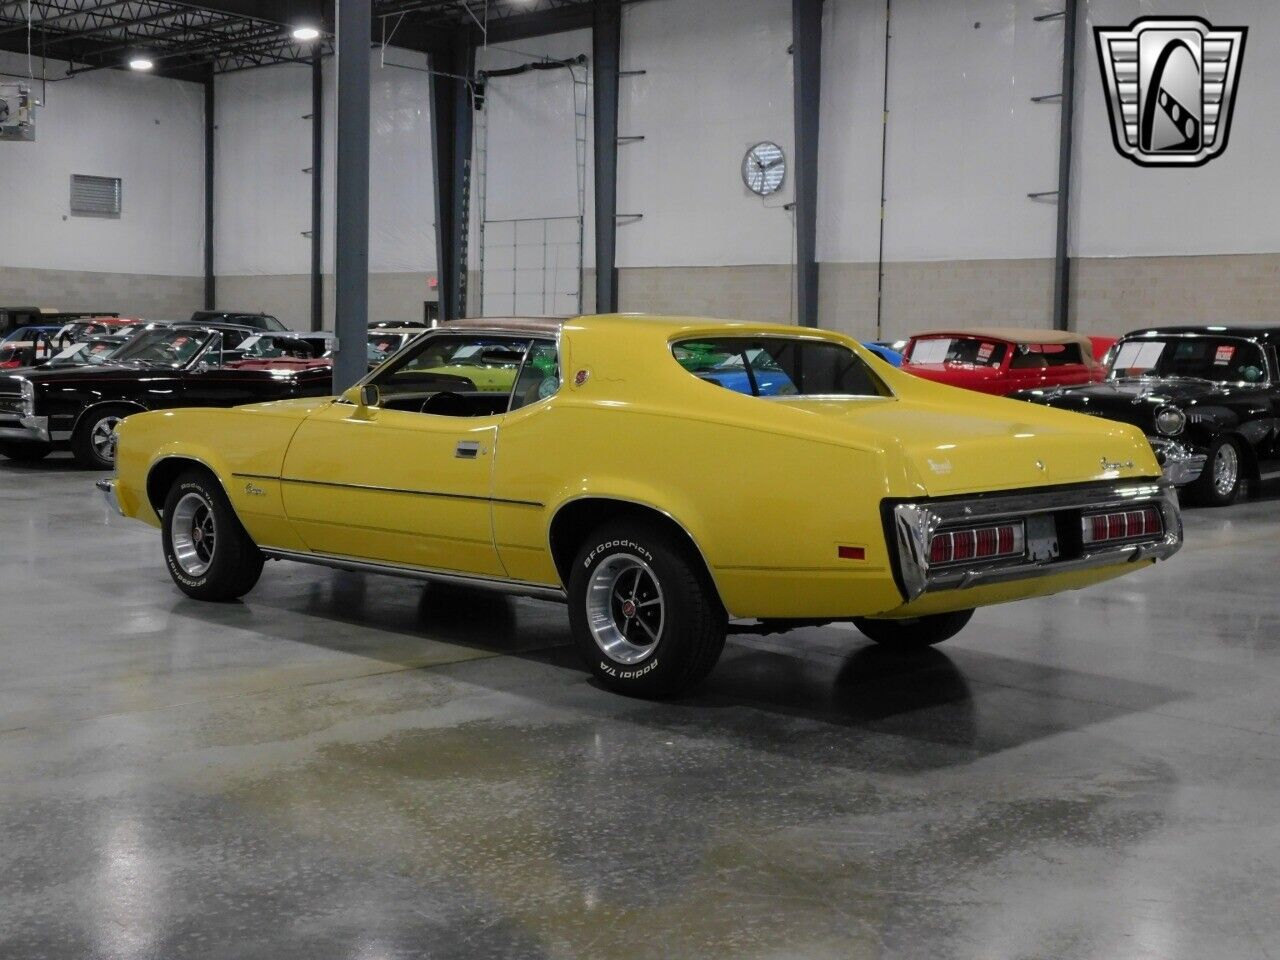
[370,333,531,417]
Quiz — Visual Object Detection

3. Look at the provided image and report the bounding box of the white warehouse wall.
[0,51,205,318]
[214,48,436,329]
[819,0,1280,337]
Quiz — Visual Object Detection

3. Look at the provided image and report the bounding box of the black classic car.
[0,323,331,469]
[189,310,288,332]
[1013,326,1280,506]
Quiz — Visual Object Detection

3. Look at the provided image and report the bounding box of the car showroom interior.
[2,1,1278,957]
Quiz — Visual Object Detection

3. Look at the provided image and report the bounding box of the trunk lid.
[775,396,1158,495]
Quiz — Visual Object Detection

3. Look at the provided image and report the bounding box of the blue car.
[861,341,903,367]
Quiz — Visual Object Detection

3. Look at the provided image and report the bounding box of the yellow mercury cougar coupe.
[101,315,1183,698]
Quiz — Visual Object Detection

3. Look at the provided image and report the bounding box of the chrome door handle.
[455,441,483,459]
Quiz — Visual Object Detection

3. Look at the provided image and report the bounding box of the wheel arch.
[71,399,148,438]
[547,496,726,610]
[145,454,234,518]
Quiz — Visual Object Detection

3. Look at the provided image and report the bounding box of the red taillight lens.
[928,522,1024,567]
[1081,506,1163,545]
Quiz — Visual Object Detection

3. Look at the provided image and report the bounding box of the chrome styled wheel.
[585,553,665,664]
[169,491,217,578]
[89,415,123,465]
[1213,442,1239,499]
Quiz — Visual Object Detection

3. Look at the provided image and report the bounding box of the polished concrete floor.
[3,456,1280,960]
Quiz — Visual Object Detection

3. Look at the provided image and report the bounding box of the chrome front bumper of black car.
[1148,438,1208,486]
[0,413,50,443]
[889,480,1183,602]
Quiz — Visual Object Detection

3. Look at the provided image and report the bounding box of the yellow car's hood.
[236,396,339,417]
[777,397,1158,495]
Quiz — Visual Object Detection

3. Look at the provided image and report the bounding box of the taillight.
[1082,506,1163,545]
[929,521,1025,566]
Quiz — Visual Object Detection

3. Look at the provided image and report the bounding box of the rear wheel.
[568,521,726,699]
[853,609,974,649]
[0,441,52,462]
[1186,436,1243,507]
[161,469,263,601]
[71,405,133,469]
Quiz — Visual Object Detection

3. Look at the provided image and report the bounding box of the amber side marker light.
[837,546,866,561]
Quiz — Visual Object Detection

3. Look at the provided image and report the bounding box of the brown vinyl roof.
[441,316,568,336]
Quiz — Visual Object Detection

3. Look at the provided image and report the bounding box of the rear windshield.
[907,337,1007,367]
[673,337,886,398]
[1008,342,1085,368]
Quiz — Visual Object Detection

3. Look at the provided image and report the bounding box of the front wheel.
[71,405,132,469]
[853,609,974,649]
[161,469,264,601]
[568,521,726,699]
[1186,436,1243,507]
[0,441,52,462]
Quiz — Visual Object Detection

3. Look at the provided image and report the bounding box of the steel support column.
[792,0,823,328]
[333,0,370,391]
[310,53,324,333]
[429,39,476,322]
[592,0,621,314]
[1052,0,1080,331]
[203,71,215,310]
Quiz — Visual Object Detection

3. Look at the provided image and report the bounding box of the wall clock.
[742,141,786,196]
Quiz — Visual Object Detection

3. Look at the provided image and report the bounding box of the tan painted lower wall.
[0,266,204,321]
[618,265,797,324]
[822,254,1280,341]
[6,254,1275,339]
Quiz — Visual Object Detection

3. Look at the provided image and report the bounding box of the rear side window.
[673,337,886,398]
[1009,342,1084,369]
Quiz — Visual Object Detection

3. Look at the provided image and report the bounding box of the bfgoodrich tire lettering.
[568,520,726,699]
[161,468,264,601]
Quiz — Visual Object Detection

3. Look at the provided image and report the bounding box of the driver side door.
[279,332,530,577]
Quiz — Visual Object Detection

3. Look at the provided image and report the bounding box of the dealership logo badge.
[1094,17,1247,167]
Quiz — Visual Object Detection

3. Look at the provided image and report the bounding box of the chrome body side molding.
[259,546,567,602]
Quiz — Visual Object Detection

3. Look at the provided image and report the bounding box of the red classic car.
[901,328,1109,396]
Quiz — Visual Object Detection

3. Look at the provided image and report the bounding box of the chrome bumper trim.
[892,480,1183,602]
[259,547,568,603]
[96,478,124,516]
[1149,437,1208,486]
[0,414,49,443]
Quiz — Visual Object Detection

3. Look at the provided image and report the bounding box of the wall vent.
[70,174,122,218]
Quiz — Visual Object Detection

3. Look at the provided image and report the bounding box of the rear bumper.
[890,479,1182,603]
[1149,437,1208,486]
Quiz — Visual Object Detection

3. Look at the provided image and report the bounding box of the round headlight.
[1155,406,1186,436]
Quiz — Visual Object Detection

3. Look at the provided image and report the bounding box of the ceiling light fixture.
[292,25,321,41]
[128,56,154,71]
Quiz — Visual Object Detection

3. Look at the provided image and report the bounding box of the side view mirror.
[342,383,380,408]
[192,361,211,374]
